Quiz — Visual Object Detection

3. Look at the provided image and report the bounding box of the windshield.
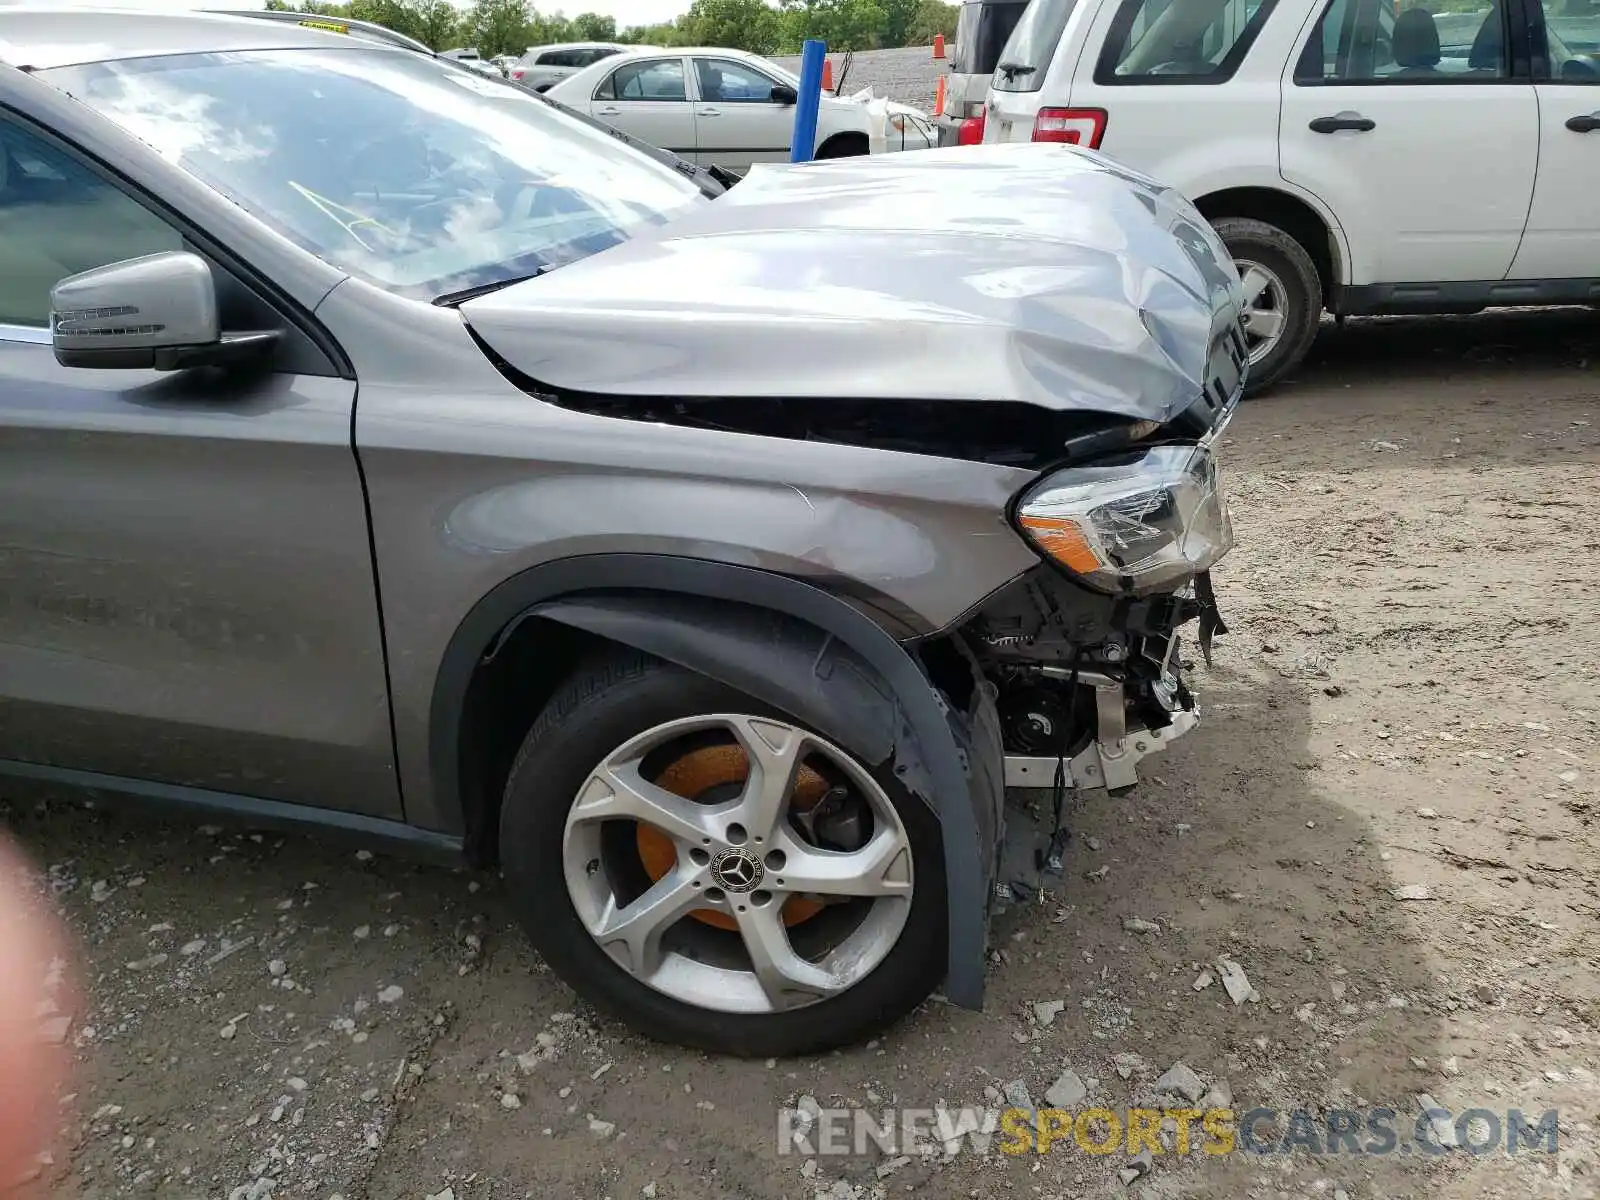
[1549,0,1600,53]
[952,0,1030,75]
[991,0,1080,91]
[1542,6,1600,74]
[43,47,707,301]
[745,57,802,87]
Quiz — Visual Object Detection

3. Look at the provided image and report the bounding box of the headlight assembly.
[1015,443,1233,595]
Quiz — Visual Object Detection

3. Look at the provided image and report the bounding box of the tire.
[815,134,869,159]
[1211,216,1323,396]
[499,648,947,1057]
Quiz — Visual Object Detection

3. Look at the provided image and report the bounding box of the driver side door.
[0,109,399,816]
[689,57,796,170]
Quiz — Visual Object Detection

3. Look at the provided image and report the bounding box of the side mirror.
[51,250,276,371]
[770,83,798,105]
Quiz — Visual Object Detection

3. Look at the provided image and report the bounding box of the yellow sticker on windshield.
[298,18,349,34]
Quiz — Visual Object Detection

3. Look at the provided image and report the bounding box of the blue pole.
[790,38,826,163]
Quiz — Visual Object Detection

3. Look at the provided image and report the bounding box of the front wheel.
[1212,216,1323,396]
[499,649,947,1057]
[814,133,869,159]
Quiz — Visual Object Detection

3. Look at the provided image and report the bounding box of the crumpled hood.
[462,142,1246,423]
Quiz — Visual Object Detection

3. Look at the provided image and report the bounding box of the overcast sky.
[104,0,694,32]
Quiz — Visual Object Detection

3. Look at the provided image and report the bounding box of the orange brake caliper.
[634,744,827,930]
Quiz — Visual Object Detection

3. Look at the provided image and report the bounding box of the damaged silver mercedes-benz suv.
[0,7,1242,1057]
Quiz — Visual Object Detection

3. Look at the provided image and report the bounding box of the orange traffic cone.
[934,75,946,116]
[822,57,833,91]
[932,33,946,59]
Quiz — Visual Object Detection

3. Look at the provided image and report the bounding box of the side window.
[695,58,782,102]
[604,59,687,101]
[590,47,623,64]
[1294,0,1348,79]
[0,117,182,329]
[1533,0,1600,82]
[1096,0,1279,84]
[1295,0,1511,83]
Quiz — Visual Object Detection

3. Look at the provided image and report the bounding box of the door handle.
[697,108,721,116]
[596,106,621,116]
[1309,113,1376,134]
[1566,113,1600,133]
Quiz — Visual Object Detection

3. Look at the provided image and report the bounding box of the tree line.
[263,0,961,57]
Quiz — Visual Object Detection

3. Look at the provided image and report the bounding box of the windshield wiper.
[996,61,1037,77]
[432,271,545,307]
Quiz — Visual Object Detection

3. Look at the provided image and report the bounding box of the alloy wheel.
[1234,257,1290,366]
[561,714,914,1015]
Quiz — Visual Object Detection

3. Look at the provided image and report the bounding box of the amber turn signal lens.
[1015,513,1103,574]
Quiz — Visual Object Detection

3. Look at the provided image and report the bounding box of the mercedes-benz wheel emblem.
[710,847,764,894]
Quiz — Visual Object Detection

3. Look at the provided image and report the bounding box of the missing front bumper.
[1003,706,1198,791]
[1002,657,1199,792]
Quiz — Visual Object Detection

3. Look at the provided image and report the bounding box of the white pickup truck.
[981,0,1600,391]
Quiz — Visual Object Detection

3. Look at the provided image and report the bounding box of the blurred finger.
[0,834,76,1193]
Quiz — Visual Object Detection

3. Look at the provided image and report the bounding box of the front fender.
[432,554,1001,1008]
[526,595,903,772]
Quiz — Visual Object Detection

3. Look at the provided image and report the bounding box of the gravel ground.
[6,307,1600,1199]
[771,45,947,112]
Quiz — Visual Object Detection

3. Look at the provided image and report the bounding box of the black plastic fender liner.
[427,553,999,1009]
[523,595,905,773]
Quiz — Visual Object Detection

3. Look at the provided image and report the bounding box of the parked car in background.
[2,6,1243,1057]
[442,46,504,77]
[935,0,1028,145]
[546,46,935,171]
[511,41,631,91]
[980,0,1600,393]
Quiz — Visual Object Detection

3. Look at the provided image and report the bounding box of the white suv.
[982,0,1600,392]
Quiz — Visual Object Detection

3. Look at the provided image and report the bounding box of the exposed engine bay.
[924,554,1225,901]
[961,563,1216,789]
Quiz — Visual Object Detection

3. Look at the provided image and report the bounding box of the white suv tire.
[1212,217,1323,395]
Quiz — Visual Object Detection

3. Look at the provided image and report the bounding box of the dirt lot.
[5,309,1599,1200]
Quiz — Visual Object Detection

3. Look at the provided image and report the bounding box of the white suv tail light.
[1032,107,1107,149]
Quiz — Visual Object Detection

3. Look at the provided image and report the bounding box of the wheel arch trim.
[1193,183,1352,293]
[426,553,998,1008]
